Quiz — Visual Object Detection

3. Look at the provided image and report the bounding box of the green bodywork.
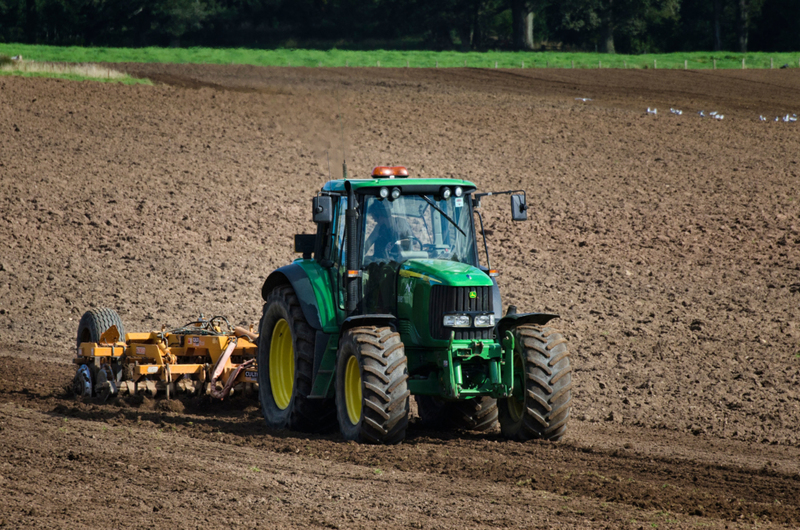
[271,177,519,403]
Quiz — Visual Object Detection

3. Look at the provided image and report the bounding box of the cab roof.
[321,177,478,194]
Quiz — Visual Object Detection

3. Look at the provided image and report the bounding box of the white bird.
[791,116,798,122]
[670,108,683,115]
[775,117,780,122]
[647,107,657,115]
[11,55,21,61]
[783,114,791,122]
[709,111,718,116]
[574,98,592,102]
[759,115,766,121]
[698,111,706,117]
[714,114,724,120]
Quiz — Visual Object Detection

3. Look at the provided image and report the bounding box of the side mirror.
[511,194,527,221]
[313,196,333,223]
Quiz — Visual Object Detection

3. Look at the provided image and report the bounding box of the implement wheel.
[416,396,499,432]
[258,285,336,432]
[73,365,93,398]
[498,325,572,442]
[335,326,409,444]
[76,308,125,349]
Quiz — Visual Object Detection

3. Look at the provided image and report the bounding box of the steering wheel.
[386,236,423,259]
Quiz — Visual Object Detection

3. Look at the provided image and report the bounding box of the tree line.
[0,0,797,53]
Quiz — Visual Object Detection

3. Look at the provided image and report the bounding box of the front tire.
[335,326,410,444]
[258,285,336,432]
[499,325,572,441]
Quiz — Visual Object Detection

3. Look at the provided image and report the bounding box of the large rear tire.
[498,325,572,442]
[335,326,410,444]
[416,396,499,432]
[76,308,125,349]
[258,285,336,433]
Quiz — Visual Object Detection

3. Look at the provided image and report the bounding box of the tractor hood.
[398,259,493,287]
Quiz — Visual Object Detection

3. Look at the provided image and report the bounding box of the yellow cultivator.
[73,308,258,401]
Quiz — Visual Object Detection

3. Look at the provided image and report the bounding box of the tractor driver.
[363,198,413,263]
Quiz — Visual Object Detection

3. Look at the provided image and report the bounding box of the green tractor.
[258,165,572,444]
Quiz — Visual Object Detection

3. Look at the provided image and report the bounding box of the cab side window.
[331,197,348,309]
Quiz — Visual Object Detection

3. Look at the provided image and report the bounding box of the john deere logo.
[469,290,477,299]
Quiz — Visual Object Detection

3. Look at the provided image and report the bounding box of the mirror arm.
[474,189,527,207]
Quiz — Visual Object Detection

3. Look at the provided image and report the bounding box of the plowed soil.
[1,64,799,528]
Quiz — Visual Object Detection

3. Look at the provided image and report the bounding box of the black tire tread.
[336,326,409,444]
[500,324,572,442]
[76,308,125,349]
[258,285,337,433]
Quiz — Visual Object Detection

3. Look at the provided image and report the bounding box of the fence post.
[406,60,409,68]
[770,57,773,69]
[435,61,438,68]
[571,60,574,69]
[742,58,745,69]
[654,59,657,69]
[599,60,602,68]
[495,61,498,69]
[684,59,688,70]
[713,58,716,70]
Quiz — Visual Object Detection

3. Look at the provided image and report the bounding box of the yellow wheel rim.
[344,355,362,425]
[508,353,525,422]
[269,319,294,410]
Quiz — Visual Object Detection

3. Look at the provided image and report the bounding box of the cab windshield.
[361,194,477,267]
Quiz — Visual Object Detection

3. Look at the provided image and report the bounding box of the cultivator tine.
[94,365,117,403]
[212,358,255,400]
[209,337,239,400]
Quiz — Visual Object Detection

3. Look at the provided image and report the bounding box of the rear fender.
[262,263,337,332]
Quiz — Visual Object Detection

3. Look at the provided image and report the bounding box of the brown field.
[1,64,799,529]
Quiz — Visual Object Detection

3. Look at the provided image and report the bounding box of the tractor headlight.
[454,186,463,197]
[379,187,389,199]
[441,187,452,199]
[473,314,495,327]
[390,187,402,200]
[443,314,470,327]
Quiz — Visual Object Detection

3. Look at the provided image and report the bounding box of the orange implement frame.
[74,322,259,400]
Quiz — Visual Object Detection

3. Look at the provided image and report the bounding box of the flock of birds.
[574,98,796,123]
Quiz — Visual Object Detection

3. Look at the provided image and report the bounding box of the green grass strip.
[1,43,799,70]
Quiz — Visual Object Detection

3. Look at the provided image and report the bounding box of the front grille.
[429,285,493,340]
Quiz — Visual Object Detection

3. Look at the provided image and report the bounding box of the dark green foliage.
[0,0,796,52]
